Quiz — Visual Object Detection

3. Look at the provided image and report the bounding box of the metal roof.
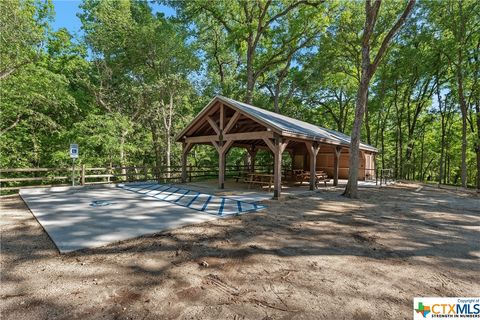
[216,96,378,152]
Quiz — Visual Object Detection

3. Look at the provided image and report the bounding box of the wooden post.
[81,164,85,185]
[212,138,233,189]
[264,136,288,199]
[333,146,342,186]
[219,140,225,189]
[247,145,257,173]
[305,142,320,190]
[181,142,192,183]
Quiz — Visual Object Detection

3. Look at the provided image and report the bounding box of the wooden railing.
[0,164,271,192]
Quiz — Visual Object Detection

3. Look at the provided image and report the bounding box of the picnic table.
[296,170,330,188]
[245,173,274,191]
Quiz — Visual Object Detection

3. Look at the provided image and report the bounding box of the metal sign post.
[70,144,79,186]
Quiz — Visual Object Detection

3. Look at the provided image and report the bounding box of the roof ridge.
[217,96,348,141]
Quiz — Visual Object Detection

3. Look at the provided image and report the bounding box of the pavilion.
[176,96,378,199]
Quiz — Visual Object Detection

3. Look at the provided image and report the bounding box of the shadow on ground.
[1,183,479,319]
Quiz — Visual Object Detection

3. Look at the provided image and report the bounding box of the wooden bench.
[246,173,273,192]
[315,174,330,188]
[233,171,249,182]
[296,170,330,188]
[245,180,272,192]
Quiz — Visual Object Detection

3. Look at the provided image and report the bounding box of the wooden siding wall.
[293,149,375,180]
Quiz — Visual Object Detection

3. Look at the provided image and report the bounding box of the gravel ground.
[1,183,479,320]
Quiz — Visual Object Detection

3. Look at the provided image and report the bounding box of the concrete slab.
[20,184,222,253]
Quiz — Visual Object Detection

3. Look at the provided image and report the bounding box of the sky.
[51,0,176,36]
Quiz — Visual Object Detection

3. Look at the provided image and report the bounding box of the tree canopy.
[1,0,479,190]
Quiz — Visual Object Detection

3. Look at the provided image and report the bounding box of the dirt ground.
[1,183,479,320]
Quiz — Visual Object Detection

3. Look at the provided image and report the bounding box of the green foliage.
[1,0,479,188]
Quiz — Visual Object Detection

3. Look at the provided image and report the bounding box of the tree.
[343,0,416,198]
[426,0,479,188]
[170,0,328,104]
[0,0,53,81]
[79,0,197,175]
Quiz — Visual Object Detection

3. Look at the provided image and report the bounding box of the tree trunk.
[455,0,468,188]
[364,92,372,145]
[343,64,370,198]
[245,37,255,104]
[457,65,468,188]
[475,100,480,190]
[150,123,162,180]
[273,81,281,114]
[120,129,128,180]
[164,93,174,178]
[343,0,415,197]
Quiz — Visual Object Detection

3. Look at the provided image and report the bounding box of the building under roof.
[176,95,377,199]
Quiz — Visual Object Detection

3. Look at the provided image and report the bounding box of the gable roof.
[177,95,378,153]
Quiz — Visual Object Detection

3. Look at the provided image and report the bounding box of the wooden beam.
[230,142,294,153]
[218,140,225,189]
[207,116,221,135]
[225,131,273,141]
[185,131,273,144]
[211,139,220,152]
[333,146,342,186]
[273,136,289,199]
[223,111,241,133]
[220,103,225,130]
[216,139,234,189]
[263,137,276,153]
[181,142,194,183]
[221,139,234,154]
[305,141,320,190]
[185,135,218,144]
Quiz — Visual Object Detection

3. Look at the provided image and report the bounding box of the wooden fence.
[0,164,271,192]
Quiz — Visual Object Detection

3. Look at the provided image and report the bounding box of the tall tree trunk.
[150,123,162,180]
[398,119,404,178]
[394,127,399,178]
[457,65,468,188]
[343,0,415,198]
[344,50,371,198]
[120,129,128,180]
[273,81,281,114]
[437,78,445,185]
[381,126,385,170]
[164,93,174,178]
[455,0,468,188]
[245,37,255,104]
[364,91,372,145]
[475,100,480,190]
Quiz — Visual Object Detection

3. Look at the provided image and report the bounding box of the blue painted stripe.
[218,198,225,216]
[159,186,173,193]
[152,187,173,199]
[201,195,212,211]
[134,183,157,192]
[173,189,190,202]
[155,187,179,199]
[143,184,164,193]
[118,183,267,216]
[159,188,180,198]
[186,192,200,207]
[148,185,170,196]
